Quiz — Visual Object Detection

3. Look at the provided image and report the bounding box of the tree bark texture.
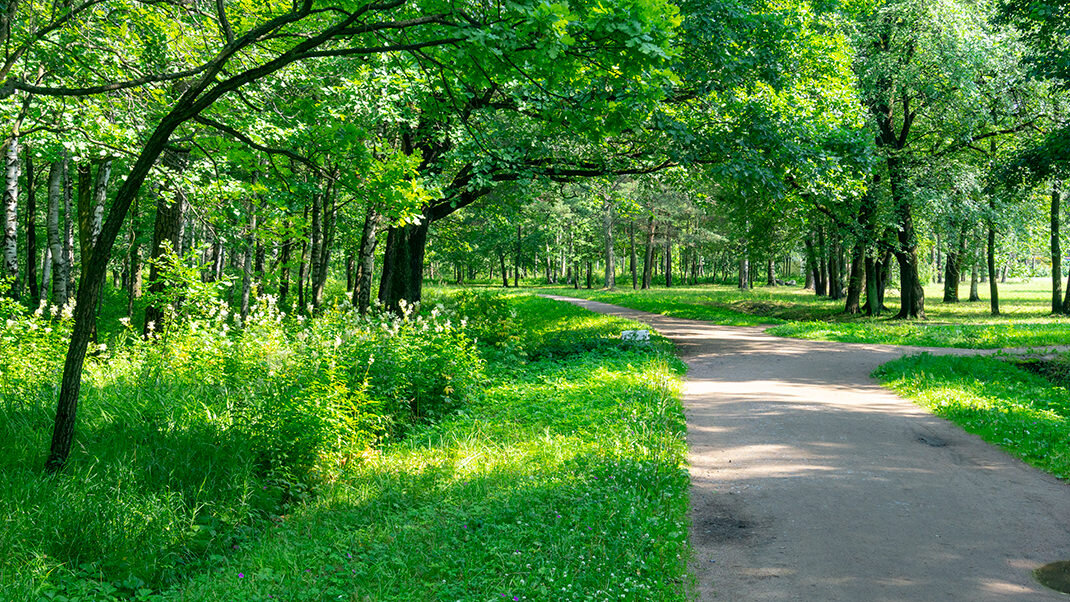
[24,145,37,301]
[844,242,865,314]
[353,205,380,313]
[2,137,20,298]
[46,160,68,305]
[378,218,429,312]
[664,224,672,288]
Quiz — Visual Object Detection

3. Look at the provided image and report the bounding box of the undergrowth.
[0,289,691,601]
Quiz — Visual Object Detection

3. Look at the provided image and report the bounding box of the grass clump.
[874,353,1070,478]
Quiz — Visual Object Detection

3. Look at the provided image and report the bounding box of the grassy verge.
[874,354,1070,479]
[516,280,1070,349]
[4,292,691,601]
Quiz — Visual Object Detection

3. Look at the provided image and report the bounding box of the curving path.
[544,296,1070,601]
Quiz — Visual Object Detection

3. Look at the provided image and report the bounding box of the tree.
[14,1,497,471]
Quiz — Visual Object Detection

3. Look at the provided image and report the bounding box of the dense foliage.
[0,291,689,599]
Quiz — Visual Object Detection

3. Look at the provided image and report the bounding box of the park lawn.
[162,294,693,601]
[524,279,1070,349]
[875,353,1070,480]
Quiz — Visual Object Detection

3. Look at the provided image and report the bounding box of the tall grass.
[1,291,691,600]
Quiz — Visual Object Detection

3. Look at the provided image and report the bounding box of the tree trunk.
[805,236,823,295]
[766,257,776,286]
[352,205,380,313]
[2,137,20,298]
[1053,181,1063,314]
[91,161,111,250]
[25,145,37,301]
[935,232,943,284]
[40,246,51,304]
[63,159,76,299]
[969,251,980,302]
[46,160,68,306]
[738,255,749,290]
[240,207,255,320]
[987,215,1000,316]
[942,226,967,303]
[642,216,655,289]
[844,242,865,314]
[828,233,842,300]
[804,241,815,290]
[126,196,141,317]
[863,256,880,316]
[664,224,672,288]
[586,259,592,289]
[77,160,112,285]
[629,221,637,289]
[1063,265,1070,314]
[893,204,925,319]
[143,182,187,336]
[514,223,521,288]
[378,217,430,311]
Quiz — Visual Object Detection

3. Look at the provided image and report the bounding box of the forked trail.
[545,296,1070,601]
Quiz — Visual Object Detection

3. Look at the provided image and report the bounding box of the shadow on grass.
[0,383,270,597]
[170,444,690,602]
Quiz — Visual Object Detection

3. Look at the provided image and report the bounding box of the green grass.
[874,354,1070,479]
[3,292,691,601]
[526,286,796,325]
[514,279,1070,349]
[166,294,691,601]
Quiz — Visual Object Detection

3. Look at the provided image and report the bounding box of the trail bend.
[543,295,1070,601]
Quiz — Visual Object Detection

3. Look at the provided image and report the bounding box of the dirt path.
[544,296,1070,601]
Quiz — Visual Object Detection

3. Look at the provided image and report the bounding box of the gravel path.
[544,296,1070,601]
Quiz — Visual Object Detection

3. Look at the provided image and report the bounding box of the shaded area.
[1036,561,1070,594]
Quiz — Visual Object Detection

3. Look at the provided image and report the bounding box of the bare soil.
[544,296,1070,601]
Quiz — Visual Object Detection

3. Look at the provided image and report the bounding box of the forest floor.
[545,295,1070,601]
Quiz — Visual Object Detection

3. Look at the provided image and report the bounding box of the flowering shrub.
[0,297,73,402]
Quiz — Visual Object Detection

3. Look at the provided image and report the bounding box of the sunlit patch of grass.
[874,354,1070,479]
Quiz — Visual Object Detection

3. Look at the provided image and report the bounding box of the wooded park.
[4,0,1070,600]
